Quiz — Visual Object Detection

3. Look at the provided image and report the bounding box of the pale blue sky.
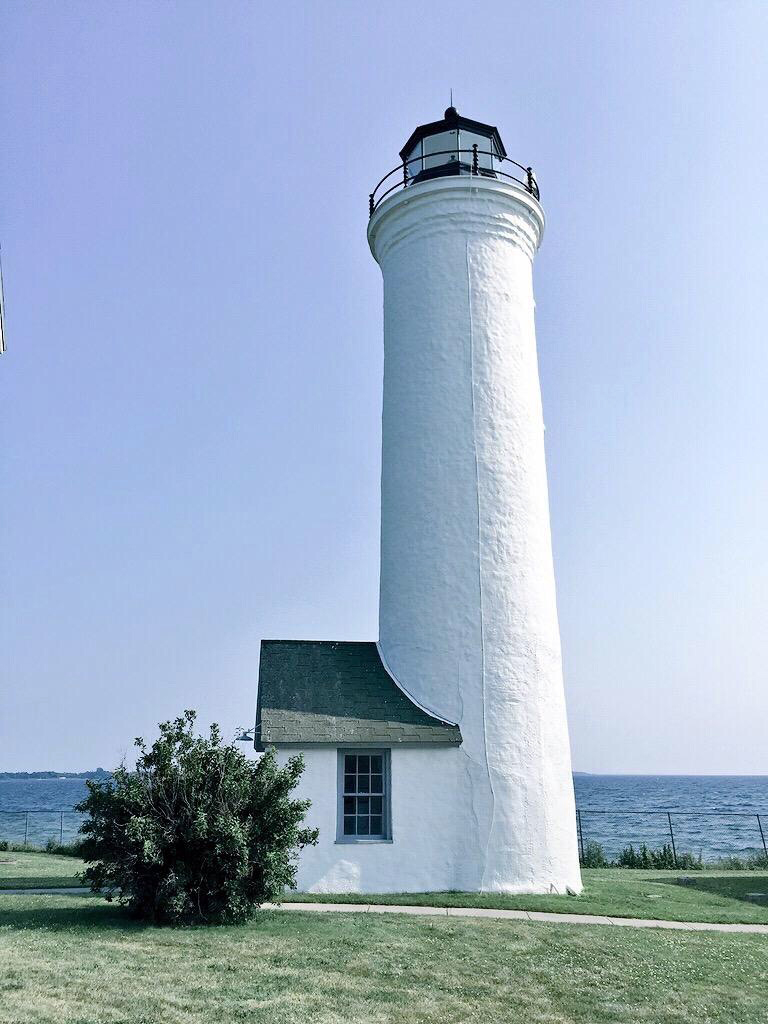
[2,1,766,773]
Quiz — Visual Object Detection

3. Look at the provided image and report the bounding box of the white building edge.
[256,108,582,895]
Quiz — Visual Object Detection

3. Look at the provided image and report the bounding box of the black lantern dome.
[400,107,507,184]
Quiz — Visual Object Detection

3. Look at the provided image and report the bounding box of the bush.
[76,710,318,925]
[615,843,701,870]
[44,838,85,857]
[0,840,8,852]
[711,852,768,870]
[580,841,609,867]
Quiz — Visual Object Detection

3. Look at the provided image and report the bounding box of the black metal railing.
[369,146,539,217]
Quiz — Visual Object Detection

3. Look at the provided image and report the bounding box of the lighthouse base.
[277,745,583,896]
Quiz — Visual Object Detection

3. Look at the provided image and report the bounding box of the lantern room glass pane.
[459,130,494,170]
[405,140,422,178]
[423,130,459,170]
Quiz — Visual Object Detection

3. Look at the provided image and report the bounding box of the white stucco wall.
[367,176,582,894]
[278,745,464,893]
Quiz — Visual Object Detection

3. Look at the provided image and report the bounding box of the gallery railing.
[369,146,539,217]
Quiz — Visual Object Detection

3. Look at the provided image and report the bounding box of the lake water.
[2,774,767,861]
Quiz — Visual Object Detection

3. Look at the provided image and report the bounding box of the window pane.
[423,130,458,170]
[339,751,389,841]
[459,130,494,170]
[405,140,421,178]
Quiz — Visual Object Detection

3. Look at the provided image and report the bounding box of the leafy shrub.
[580,841,609,867]
[44,838,85,857]
[76,710,318,925]
[616,843,701,870]
[711,852,768,871]
[616,844,653,869]
[0,840,8,852]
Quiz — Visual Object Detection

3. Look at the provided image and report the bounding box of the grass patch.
[1,892,768,1019]
[0,892,766,1023]
[0,852,82,890]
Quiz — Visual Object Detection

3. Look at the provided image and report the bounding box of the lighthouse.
[256,107,582,895]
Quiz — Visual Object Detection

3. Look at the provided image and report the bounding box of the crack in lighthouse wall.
[369,178,582,893]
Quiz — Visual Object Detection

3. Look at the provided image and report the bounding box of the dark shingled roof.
[255,640,462,750]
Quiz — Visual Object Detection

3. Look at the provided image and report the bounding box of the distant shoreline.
[2,770,765,780]
[0,770,111,780]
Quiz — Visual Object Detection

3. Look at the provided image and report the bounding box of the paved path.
[2,888,766,934]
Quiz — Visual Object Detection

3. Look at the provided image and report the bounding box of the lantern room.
[400,106,506,183]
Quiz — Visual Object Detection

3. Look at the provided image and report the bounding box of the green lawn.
[0,891,766,1024]
[0,852,82,890]
[3,853,768,924]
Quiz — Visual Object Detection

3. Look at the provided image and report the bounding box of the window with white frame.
[337,750,390,841]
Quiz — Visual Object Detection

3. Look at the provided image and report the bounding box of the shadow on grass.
[0,894,145,933]
[0,875,82,889]
[652,873,768,909]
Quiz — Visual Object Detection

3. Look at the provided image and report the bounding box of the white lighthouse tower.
[257,107,581,896]
[369,107,581,893]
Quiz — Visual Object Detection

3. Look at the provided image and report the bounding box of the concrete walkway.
[2,887,766,934]
[263,901,768,934]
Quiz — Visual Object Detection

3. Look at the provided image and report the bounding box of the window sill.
[335,838,393,845]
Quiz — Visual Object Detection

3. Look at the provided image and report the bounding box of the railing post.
[402,161,408,186]
[757,814,767,857]
[60,811,64,845]
[24,811,29,849]
[667,812,678,867]
[369,193,375,218]
[472,144,479,176]
[576,809,585,864]
[526,167,535,194]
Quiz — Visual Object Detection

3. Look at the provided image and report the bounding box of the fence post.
[24,811,29,849]
[667,812,678,867]
[60,811,64,845]
[577,809,585,863]
[369,193,375,218]
[757,815,767,857]
[403,161,409,186]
